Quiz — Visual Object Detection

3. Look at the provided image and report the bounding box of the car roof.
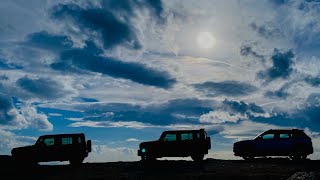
[266,129,303,132]
[39,133,85,138]
[162,129,205,133]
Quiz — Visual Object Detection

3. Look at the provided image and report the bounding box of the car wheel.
[191,154,204,161]
[242,156,254,160]
[69,158,84,166]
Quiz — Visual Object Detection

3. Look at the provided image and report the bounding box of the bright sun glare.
[196,31,216,49]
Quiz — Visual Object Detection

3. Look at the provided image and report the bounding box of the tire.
[242,156,254,160]
[69,157,84,166]
[191,154,204,161]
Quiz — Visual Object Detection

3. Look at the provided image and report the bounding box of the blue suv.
[233,129,313,160]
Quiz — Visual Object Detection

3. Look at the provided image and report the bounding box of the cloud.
[51,3,141,50]
[194,81,258,97]
[0,129,37,155]
[0,58,23,70]
[20,106,53,131]
[0,94,52,131]
[240,45,265,61]
[200,111,244,124]
[126,138,140,142]
[249,22,283,39]
[25,31,73,51]
[86,145,138,162]
[0,94,27,128]
[257,48,295,81]
[222,99,265,114]
[102,0,165,23]
[68,98,214,126]
[51,41,176,89]
[265,88,290,99]
[305,76,320,87]
[16,76,75,100]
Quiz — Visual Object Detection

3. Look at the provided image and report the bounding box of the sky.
[1,0,320,162]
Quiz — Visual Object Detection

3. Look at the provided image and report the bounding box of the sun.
[196,31,216,49]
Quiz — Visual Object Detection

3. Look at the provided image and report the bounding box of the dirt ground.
[1,156,319,180]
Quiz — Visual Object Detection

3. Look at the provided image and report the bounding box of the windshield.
[35,136,44,145]
[253,132,264,140]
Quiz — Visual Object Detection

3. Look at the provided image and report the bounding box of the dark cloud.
[16,76,70,100]
[249,22,283,39]
[265,89,290,99]
[305,76,320,87]
[25,31,73,51]
[223,99,265,115]
[103,0,164,22]
[51,41,176,89]
[257,48,295,81]
[51,3,141,50]
[0,58,23,70]
[0,75,8,80]
[240,45,265,61]
[0,95,18,125]
[251,93,320,131]
[194,81,258,97]
[76,98,215,126]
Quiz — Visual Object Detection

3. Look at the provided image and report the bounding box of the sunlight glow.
[196,31,216,49]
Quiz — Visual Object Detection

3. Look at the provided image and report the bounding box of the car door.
[276,133,292,155]
[254,132,278,156]
[160,132,179,157]
[179,132,194,156]
[37,136,56,162]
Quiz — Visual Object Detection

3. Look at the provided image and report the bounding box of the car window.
[62,137,72,145]
[181,133,193,141]
[163,133,176,142]
[280,133,290,139]
[78,137,82,143]
[44,138,55,146]
[262,134,274,140]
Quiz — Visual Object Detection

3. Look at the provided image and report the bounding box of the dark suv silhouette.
[11,133,92,165]
[138,129,211,161]
[233,129,313,160]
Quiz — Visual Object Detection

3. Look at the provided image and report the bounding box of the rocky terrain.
[1,155,319,180]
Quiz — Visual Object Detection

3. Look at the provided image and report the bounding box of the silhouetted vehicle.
[11,133,92,166]
[138,129,211,161]
[233,129,313,160]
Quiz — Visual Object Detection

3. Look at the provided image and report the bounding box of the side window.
[196,132,200,139]
[62,137,72,145]
[78,137,82,143]
[44,138,55,146]
[262,134,274,140]
[163,133,176,142]
[280,133,290,139]
[181,133,193,141]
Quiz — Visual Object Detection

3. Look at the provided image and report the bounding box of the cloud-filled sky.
[1,0,320,162]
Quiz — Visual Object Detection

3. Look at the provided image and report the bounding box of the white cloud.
[85,145,139,162]
[0,129,37,155]
[200,111,244,124]
[126,138,140,142]
[20,106,53,131]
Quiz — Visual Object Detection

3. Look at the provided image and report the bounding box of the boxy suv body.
[138,129,211,161]
[11,133,92,165]
[233,129,313,160]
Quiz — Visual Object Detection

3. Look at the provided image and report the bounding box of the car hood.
[11,145,34,154]
[139,141,158,148]
[234,140,254,146]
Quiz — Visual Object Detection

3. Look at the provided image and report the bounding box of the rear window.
[181,133,193,140]
[280,133,290,139]
[62,137,73,145]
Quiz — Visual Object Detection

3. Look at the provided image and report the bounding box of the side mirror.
[87,140,92,152]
